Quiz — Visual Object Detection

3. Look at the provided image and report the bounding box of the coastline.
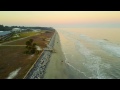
[24,31,56,79]
[43,31,69,79]
[23,30,80,79]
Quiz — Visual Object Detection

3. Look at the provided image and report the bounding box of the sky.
[0,11,120,28]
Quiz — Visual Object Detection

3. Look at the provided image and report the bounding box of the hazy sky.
[0,11,120,28]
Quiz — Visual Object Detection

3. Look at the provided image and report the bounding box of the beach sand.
[43,32,69,79]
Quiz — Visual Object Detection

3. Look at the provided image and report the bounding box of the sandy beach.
[43,32,70,79]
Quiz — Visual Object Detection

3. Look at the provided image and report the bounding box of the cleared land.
[0,30,55,79]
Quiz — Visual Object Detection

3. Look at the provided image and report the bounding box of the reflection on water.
[56,28,120,79]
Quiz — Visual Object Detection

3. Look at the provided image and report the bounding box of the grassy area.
[0,30,55,79]
[0,31,41,44]
[19,31,40,37]
[3,31,53,46]
[0,46,42,79]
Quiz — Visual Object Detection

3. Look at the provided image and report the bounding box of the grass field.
[0,31,40,44]
[0,30,55,79]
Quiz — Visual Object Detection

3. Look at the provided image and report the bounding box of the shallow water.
[56,28,120,79]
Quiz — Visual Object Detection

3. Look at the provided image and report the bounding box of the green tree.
[26,41,31,48]
[29,39,33,44]
[25,39,37,54]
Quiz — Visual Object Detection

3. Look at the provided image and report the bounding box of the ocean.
[56,28,120,79]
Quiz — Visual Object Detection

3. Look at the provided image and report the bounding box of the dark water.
[0,31,11,36]
[57,28,120,79]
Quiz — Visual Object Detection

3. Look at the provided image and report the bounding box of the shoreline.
[43,31,70,79]
[44,31,86,79]
[24,30,79,79]
[24,31,56,79]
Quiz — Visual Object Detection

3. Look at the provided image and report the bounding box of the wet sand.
[43,32,69,79]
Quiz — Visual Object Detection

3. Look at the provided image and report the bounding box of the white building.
[11,28,21,33]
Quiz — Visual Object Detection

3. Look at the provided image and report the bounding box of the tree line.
[0,25,12,31]
[0,24,55,31]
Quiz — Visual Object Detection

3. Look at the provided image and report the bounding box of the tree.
[31,43,37,54]
[0,25,4,31]
[26,41,31,48]
[29,39,33,44]
[25,39,37,54]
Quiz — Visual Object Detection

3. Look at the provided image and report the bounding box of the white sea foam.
[61,31,111,78]
[57,28,120,79]
[96,40,120,57]
[75,41,112,79]
[79,34,120,58]
[63,53,91,78]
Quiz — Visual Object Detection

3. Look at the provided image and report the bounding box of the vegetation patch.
[0,30,55,79]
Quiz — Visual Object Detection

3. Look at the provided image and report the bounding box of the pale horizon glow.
[0,11,120,28]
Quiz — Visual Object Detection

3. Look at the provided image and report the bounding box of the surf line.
[63,52,93,79]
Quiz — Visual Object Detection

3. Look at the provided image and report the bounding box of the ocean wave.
[63,53,92,79]
[79,34,120,58]
[57,29,120,79]
[58,30,120,79]
[75,41,111,79]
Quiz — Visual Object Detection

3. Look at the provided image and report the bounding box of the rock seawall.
[24,31,56,79]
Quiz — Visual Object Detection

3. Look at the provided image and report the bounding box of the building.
[11,28,21,33]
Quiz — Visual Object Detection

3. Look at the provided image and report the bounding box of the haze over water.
[57,28,120,79]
